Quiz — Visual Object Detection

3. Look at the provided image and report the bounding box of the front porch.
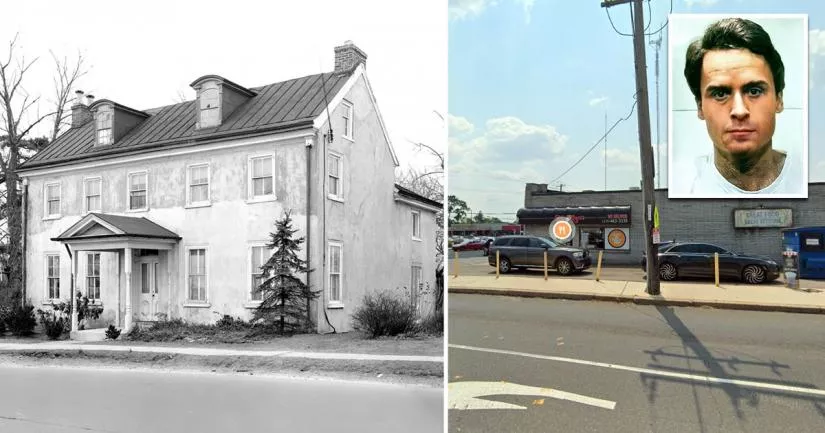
[51,213,181,340]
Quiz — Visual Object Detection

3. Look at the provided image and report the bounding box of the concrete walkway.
[0,341,443,363]
[449,274,825,314]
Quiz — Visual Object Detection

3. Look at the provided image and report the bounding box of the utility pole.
[650,33,662,189]
[604,109,608,191]
[601,0,660,295]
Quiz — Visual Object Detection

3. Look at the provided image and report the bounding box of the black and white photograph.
[668,13,809,198]
[0,1,445,432]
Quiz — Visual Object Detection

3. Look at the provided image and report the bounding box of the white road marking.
[450,344,825,397]
[448,381,616,410]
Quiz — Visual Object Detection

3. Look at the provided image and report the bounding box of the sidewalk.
[448,274,825,314]
[0,341,443,363]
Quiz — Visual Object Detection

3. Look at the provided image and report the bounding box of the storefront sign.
[605,228,629,250]
[549,217,576,244]
[734,209,792,228]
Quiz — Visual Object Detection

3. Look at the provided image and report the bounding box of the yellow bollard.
[596,250,604,282]
[544,250,548,281]
[496,250,500,279]
[714,252,720,287]
[453,250,459,278]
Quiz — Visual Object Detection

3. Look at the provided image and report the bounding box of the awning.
[51,213,181,251]
[517,206,632,226]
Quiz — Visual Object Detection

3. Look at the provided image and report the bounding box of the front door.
[138,259,160,321]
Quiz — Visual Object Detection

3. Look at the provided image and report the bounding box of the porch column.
[166,250,172,320]
[125,248,133,332]
[116,251,122,327]
[71,248,78,333]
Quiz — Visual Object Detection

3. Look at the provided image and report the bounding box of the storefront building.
[519,182,825,266]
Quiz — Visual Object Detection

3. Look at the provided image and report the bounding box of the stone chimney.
[71,90,93,128]
[334,40,367,73]
[86,94,95,105]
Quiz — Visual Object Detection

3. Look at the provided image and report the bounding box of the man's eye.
[709,89,728,99]
[747,87,765,96]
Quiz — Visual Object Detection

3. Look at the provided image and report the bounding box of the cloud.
[514,0,535,24]
[449,0,498,21]
[448,114,475,136]
[810,29,825,89]
[589,96,609,107]
[683,0,719,7]
[600,148,640,170]
[449,0,534,23]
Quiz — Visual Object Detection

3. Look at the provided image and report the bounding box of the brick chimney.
[71,90,93,128]
[334,40,367,73]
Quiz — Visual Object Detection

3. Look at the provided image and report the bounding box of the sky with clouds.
[449,0,825,221]
[1,0,446,176]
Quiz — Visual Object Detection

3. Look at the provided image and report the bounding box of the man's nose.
[730,92,749,120]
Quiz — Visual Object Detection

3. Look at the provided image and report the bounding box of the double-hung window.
[412,211,421,240]
[96,105,113,146]
[342,101,353,140]
[86,253,100,300]
[328,242,343,306]
[187,163,210,206]
[128,171,148,211]
[250,245,272,302]
[46,255,60,300]
[411,265,422,309]
[328,153,343,201]
[44,183,61,218]
[249,156,274,200]
[84,177,102,213]
[187,248,208,303]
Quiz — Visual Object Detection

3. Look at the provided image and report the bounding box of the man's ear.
[776,91,784,113]
[696,99,705,120]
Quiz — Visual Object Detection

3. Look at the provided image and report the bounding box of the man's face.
[697,48,783,158]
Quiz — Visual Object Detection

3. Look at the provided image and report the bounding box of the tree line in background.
[448,194,506,226]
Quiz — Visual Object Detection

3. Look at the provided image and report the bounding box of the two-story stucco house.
[17,41,442,338]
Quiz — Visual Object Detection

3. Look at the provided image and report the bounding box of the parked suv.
[487,235,591,275]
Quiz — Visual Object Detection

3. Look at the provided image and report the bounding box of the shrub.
[48,292,103,330]
[5,304,37,337]
[35,309,66,340]
[0,316,5,335]
[105,325,121,340]
[352,289,418,338]
[417,308,443,336]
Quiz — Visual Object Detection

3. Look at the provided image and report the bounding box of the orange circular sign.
[607,229,627,249]
[549,217,575,243]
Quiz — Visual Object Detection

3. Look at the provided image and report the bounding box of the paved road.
[448,293,825,433]
[0,365,443,433]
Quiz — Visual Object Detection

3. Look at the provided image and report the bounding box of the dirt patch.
[0,350,442,387]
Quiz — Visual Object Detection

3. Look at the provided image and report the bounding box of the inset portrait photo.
[668,14,808,199]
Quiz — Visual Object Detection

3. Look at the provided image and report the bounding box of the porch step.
[69,328,107,342]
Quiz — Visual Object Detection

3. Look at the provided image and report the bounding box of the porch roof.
[51,213,182,242]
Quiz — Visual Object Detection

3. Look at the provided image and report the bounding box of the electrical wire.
[645,0,673,37]
[548,95,639,185]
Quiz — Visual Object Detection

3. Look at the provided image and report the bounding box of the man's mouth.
[727,129,755,140]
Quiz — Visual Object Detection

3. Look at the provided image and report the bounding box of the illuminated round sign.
[607,228,627,249]
[549,217,576,244]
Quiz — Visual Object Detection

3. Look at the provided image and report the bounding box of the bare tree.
[0,34,86,302]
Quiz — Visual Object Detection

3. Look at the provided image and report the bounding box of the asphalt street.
[0,365,443,433]
[448,293,825,433]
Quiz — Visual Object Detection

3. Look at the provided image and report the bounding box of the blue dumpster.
[781,226,825,279]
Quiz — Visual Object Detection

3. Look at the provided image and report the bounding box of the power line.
[548,94,639,185]
[605,0,651,36]
[644,0,673,37]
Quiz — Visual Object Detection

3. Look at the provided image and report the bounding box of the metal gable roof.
[52,213,181,241]
[21,71,350,171]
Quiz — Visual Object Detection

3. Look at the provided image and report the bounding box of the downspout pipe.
[305,136,313,329]
[21,178,28,306]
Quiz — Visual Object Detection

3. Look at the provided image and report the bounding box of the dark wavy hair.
[684,18,785,102]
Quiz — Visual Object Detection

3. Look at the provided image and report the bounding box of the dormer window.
[190,75,255,130]
[96,105,113,145]
[199,84,220,128]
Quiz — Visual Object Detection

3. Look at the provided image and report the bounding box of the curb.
[449,287,825,315]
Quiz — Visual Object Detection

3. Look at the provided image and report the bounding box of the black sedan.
[641,242,781,284]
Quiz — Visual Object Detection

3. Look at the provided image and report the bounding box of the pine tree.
[252,210,318,333]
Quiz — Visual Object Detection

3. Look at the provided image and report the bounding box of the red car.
[452,238,487,252]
